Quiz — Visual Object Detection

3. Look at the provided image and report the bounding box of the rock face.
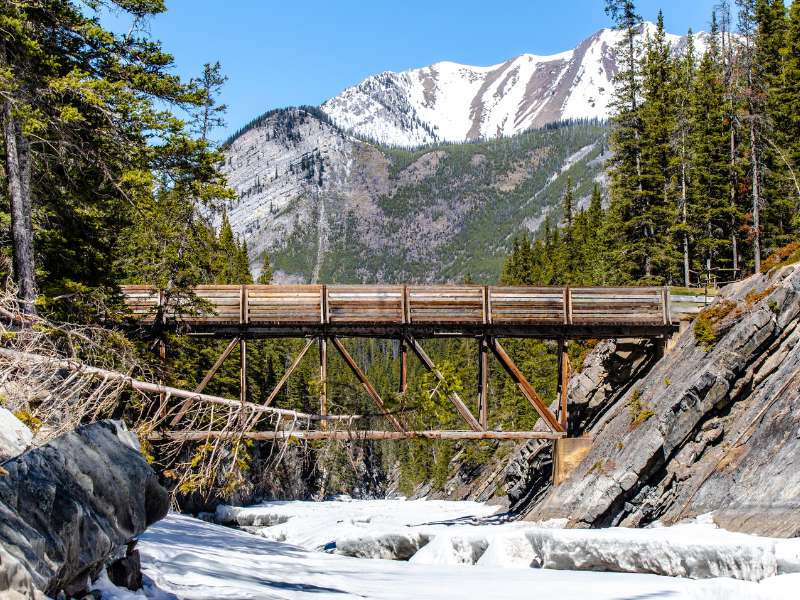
[0,420,169,597]
[0,408,32,461]
[526,264,800,536]
[223,108,606,283]
[504,340,659,514]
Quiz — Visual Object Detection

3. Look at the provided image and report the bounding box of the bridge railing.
[121,284,677,328]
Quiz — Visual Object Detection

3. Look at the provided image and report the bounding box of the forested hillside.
[222,112,607,283]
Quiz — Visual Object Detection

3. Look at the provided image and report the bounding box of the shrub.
[693,300,738,351]
[628,389,655,429]
[761,241,800,273]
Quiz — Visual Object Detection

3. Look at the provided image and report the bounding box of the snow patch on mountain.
[321,23,708,147]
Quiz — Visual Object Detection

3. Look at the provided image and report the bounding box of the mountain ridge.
[318,22,708,147]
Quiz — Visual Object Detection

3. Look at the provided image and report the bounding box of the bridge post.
[239,285,248,405]
[319,335,327,427]
[478,336,489,429]
[557,339,570,433]
[239,338,247,404]
[399,338,407,395]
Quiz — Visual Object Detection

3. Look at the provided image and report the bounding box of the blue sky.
[117,0,727,141]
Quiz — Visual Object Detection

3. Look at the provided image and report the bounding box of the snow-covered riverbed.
[96,499,800,599]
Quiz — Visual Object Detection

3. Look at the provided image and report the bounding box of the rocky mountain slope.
[223,109,606,283]
[320,23,707,146]
[509,263,800,536]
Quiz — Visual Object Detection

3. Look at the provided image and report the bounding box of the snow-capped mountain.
[321,23,707,146]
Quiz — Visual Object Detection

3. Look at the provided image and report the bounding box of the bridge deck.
[122,284,681,339]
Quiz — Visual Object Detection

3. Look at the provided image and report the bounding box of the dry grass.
[761,241,800,273]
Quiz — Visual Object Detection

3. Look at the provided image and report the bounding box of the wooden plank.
[331,337,405,432]
[152,430,566,442]
[319,335,327,428]
[405,335,483,432]
[490,339,564,433]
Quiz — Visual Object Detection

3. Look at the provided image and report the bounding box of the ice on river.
[96,512,796,600]
[94,499,800,599]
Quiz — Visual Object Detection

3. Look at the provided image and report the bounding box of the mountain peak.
[320,24,705,147]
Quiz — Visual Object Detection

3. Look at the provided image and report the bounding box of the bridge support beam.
[264,337,316,407]
[331,337,405,432]
[405,335,483,432]
[557,339,570,433]
[319,336,328,427]
[478,336,489,429]
[489,339,565,434]
[152,430,566,442]
[399,338,408,395]
[169,336,240,427]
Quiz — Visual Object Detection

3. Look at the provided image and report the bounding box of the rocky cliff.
[519,264,800,536]
[0,420,169,598]
[222,109,606,283]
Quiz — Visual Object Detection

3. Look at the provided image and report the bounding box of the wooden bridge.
[123,285,688,441]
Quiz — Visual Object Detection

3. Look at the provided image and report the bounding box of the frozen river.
[95,498,800,599]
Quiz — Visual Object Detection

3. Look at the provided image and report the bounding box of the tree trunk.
[681,158,690,286]
[2,100,36,313]
[730,120,738,279]
[750,118,761,274]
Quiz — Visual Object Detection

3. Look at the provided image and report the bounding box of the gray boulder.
[0,419,169,597]
[0,408,32,461]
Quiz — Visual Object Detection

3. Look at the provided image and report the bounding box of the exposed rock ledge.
[0,420,169,598]
[526,264,800,536]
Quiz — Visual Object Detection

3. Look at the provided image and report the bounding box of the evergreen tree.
[0,0,226,313]
[672,29,698,285]
[605,0,648,280]
[781,0,800,224]
[257,253,274,284]
[638,12,678,282]
[689,18,733,284]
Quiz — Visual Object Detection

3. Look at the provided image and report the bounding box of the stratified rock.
[0,408,32,461]
[0,420,169,597]
[527,265,800,536]
[506,340,658,514]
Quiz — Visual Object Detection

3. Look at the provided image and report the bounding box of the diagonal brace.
[404,335,483,432]
[489,339,565,434]
[330,337,405,432]
[169,336,240,426]
[264,337,316,406]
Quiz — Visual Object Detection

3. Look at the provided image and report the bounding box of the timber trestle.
[123,284,677,442]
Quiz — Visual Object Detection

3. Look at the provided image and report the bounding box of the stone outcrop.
[0,420,169,597]
[526,264,800,536]
[505,339,659,514]
[0,408,32,461]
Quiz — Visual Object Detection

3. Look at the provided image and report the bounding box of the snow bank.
[336,531,431,560]
[214,497,499,551]
[212,499,800,583]
[130,513,782,600]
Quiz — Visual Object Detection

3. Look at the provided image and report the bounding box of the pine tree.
[638,12,678,282]
[689,19,733,285]
[672,29,698,285]
[755,0,792,251]
[781,0,800,222]
[257,253,274,284]
[605,0,648,280]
